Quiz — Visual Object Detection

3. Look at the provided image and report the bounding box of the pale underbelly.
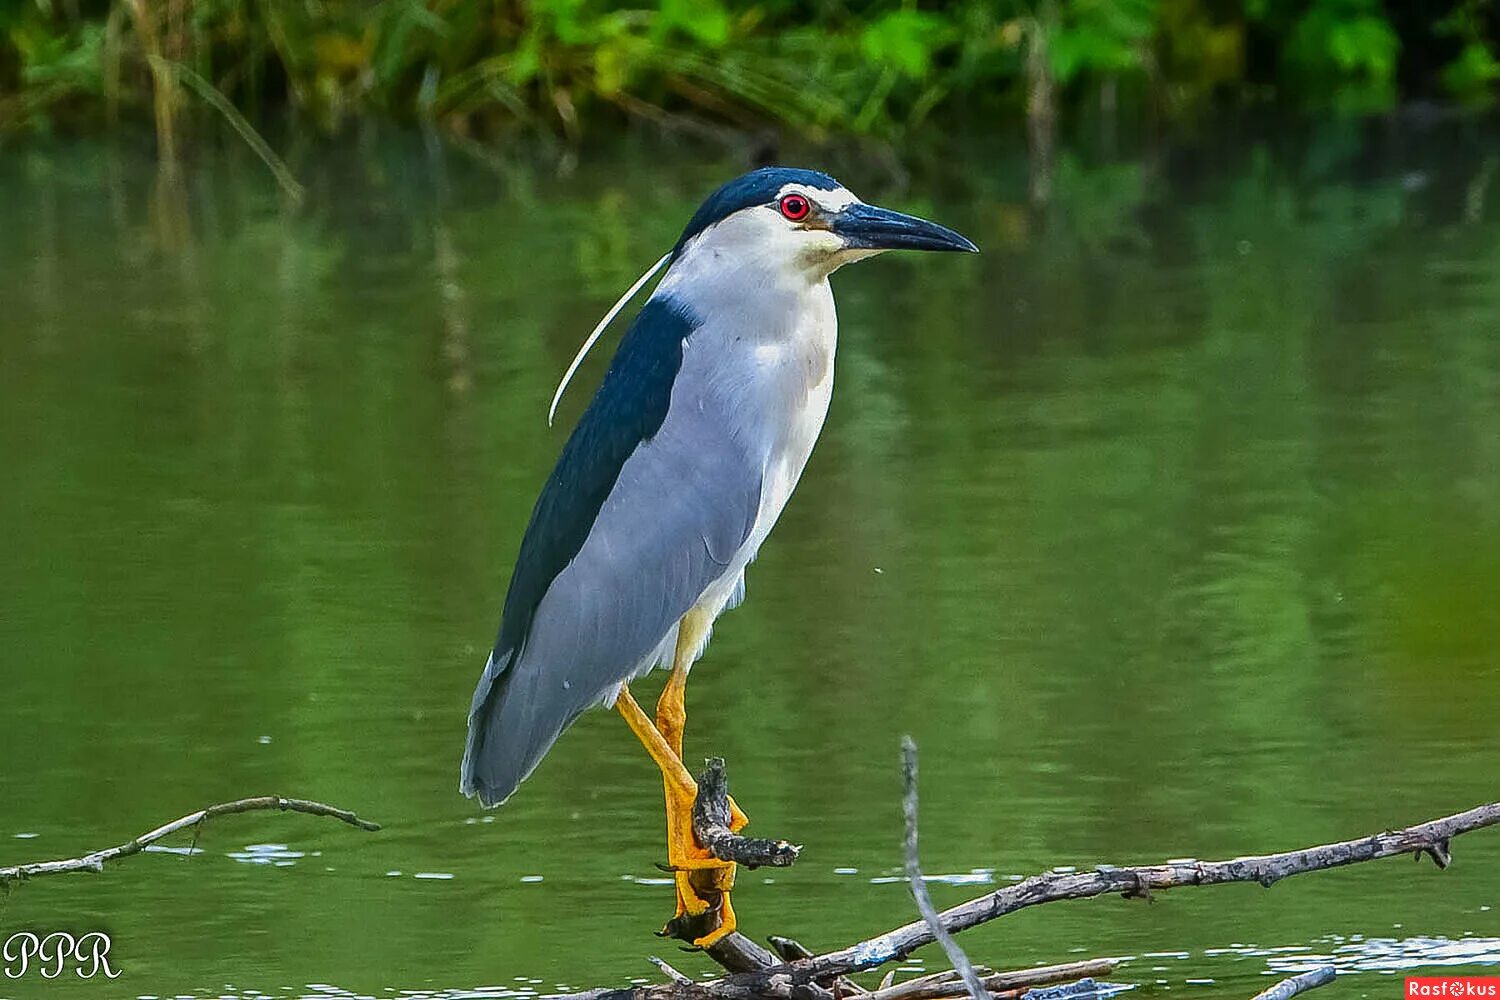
[611,387,831,695]
[694,380,831,625]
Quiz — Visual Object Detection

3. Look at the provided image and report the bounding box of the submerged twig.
[900,737,987,1000]
[1249,967,1337,1000]
[0,796,380,885]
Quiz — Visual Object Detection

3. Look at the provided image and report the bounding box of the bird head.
[670,166,978,279]
[546,167,976,423]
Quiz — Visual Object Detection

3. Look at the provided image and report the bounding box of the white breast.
[686,278,838,620]
[743,287,837,552]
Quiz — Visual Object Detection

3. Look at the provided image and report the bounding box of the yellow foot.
[659,780,742,946]
[661,866,737,947]
[727,795,749,833]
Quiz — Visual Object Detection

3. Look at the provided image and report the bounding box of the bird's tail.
[460,648,579,808]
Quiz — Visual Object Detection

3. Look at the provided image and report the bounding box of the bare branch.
[706,932,791,975]
[790,801,1500,982]
[901,737,987,1000]
[1250,968,1337,1000]
[0,796,380,885]
[650,957,696,985]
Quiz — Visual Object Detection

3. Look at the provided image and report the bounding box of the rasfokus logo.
[1407,979,1500,998]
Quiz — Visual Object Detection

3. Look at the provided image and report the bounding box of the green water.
[2,120,1499,1000]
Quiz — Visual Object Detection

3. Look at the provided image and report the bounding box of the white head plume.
[547,251,672,426]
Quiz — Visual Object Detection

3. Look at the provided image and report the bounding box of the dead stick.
[1250,968,1337,1000]
[694,759,801,868]
[993,981,1104,1000]
[978,959,1110,995]
[0,796,380,884]
[768,938,869,995]
[769,937,817,962]
[868,968,963,1000]
[900,737,987,1000]
[869,959,1119,1000]
[706,933,791,976]
[650,957,696,985]
[978,960,1117,994]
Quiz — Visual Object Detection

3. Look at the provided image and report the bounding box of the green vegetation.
[1,2,1497,141]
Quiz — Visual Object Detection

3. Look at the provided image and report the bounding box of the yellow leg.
[610,609,748,946]
[616,686,696,798]
[656,610,749,832]
[616,686,735,945]
[656,659,690,758]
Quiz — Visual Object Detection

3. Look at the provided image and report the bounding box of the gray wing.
[461,365,764,807]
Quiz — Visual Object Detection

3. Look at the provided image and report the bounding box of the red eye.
[779,194,811,221]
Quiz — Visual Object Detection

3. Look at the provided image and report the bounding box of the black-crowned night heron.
[461,166,976,946]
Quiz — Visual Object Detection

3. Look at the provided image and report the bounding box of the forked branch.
[0,796,380,886]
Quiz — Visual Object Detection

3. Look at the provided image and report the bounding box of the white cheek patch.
[796,230,846,257]
[775,182,859,213]
[664,189,856,284]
